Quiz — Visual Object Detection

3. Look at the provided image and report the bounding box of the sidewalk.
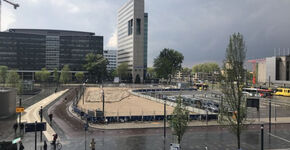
[21,89,68,141]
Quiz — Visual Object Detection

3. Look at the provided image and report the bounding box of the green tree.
[192,63,219,73]
[219,33,247,150]
[59,65,72,84]
[0,66,8,85]
[147,67,157,79]
[117,62,129,81]
[6,70,22,93]
[75,72,84,83]
[83,53,108,83]
[170,96,189,144]
[153,48,184,83]
[35,68,50,86]
[53,68,59,83]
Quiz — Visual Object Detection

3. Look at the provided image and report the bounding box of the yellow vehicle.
[275,88,290,96]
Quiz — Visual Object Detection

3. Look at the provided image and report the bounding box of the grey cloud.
[6,0,290,67]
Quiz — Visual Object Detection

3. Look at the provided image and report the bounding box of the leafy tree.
[153,48,184,83]
[59,65,72,84]
[0,66,8,85]
[35,68,50,86]
[6,70,22,93]
[83,53,108,83]
[170,96,189,144]
[107,69,117,81]
[117,62,129,81]
[192,63,220,73]
[53,68,59,83]
[75,72,84,83]
[219,33,247,150]
[147,67,157,79]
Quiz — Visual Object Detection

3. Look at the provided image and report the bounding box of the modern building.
[103,50,117,70]
[0,29,103,80]
[117,0,148,83]
[257,55,290,84]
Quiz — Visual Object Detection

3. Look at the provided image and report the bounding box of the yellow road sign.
[16,107,24,113]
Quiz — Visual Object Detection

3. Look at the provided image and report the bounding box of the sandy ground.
[77,87,176,116]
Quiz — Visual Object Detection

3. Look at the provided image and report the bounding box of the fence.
[68,86,218,124]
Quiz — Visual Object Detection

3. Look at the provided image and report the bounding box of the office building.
[103,50,117,70]
[117,0,148,83]
[257,55,290,84]
[0,29,103,80]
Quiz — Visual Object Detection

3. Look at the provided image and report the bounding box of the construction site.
[77,87,175,117]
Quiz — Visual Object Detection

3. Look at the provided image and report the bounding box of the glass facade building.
[0,29,103,72]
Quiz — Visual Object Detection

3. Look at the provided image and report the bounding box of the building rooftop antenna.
[0,0,19,31]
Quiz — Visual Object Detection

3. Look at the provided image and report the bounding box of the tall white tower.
[117,0,147,83]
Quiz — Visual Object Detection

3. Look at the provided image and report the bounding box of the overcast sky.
[2,0,290,67]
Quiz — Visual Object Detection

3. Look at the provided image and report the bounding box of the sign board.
[25,122,46,132]
[246,98,260,110]
[12,137,21,144]
[16,107,24,113]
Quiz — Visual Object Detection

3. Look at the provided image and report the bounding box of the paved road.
[42,88,290,150]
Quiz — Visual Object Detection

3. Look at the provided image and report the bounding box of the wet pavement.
[2,86,290,150]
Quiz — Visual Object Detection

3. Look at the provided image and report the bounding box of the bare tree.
[219,33,247,150]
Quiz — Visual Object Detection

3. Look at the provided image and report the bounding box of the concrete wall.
[257,61,266,83]
[0,88,16,119]
[266,57,276,83]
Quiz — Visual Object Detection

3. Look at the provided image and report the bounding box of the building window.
[128,19,133,35]
[136,18,141,35]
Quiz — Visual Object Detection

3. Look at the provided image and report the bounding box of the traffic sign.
[12,137,21,144]
[25,122,46,132]
[16,107,24,113]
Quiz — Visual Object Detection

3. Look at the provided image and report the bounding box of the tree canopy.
[53,68,59,83]
[153,48,184,82]
[117,62,129,81]
[75,72,84,83]
[35,68,50,85]
[6,70,22,93]
[147,67,157,79]
[219,33,247,149]
[0,65,8,84]
[170,96,189,144]
[83,53,108,83]
[192,62,220,74]
[59,65,72,84]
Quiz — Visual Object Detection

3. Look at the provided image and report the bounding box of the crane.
[247,58,265,85]
[0,0,19,31]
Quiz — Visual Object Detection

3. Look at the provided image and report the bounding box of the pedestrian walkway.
[21,89,68,141]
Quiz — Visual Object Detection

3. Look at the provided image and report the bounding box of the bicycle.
[51,140,62,150]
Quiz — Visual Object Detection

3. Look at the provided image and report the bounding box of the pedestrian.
[13,123,18,136]
[19,141,24,150]
[90,138,96,150]
[48,114,53,124]
[43,140,47,150]
[20,123,24,136]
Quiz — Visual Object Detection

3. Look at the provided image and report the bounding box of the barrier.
[69,87,218,124]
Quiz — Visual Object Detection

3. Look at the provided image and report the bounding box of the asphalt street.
[2,86,290,150]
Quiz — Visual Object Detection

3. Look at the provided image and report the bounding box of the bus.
[275,88,290,97]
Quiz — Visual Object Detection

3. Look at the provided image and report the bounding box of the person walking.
[19,141,24,150]
[43,140,47,150]
[48,114,53,125]
[13,123,18,137]
[90,138,96,150]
